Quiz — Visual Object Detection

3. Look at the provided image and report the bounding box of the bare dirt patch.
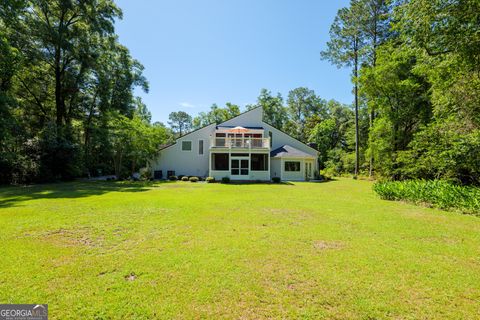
[313,240,345,250]
[124,272,137,281]
[35,228,103,248]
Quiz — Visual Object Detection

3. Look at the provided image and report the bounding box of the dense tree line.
[322,0,479,185]
[0,0,171,184]
[2,0,478,186]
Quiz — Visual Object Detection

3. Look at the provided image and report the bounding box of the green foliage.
[318,170,332,181]
[205,177,215,183]
[0,0,171,184]
[189,176,199,183]
[272,177,281,183]
[168,111,192,136]
[285,87,326,142]
[396,120,480,185]
[221,177,230,184]
[373,180,480,215]
[181,176,189,181]
[192,103,241,129]
[249,89,287,130]
[168,175,177,181]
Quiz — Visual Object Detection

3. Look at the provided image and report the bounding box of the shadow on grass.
[0,180,170,209]
[221,179,336,186]
[224,181,296,186]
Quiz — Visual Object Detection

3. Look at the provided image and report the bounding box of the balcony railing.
[211,137,270,149]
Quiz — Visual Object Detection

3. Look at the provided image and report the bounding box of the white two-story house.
[151,106,319,181]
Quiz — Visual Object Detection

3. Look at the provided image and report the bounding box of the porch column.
[280,158,284,181]
[208,151,211,176]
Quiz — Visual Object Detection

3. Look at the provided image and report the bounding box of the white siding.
[270,158,281,178]
[281,158,305,181]
[220,107,263,128]
[151,124,215,177]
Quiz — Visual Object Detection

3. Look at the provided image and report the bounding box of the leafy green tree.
[192,103,241,129]
[360,44,432,178]
[250,89,287,129]
[168,111,192,136]
[309,100,355,171]
[396,119,480,185]
[357,0,391,176]
[321,1,366,176]
[0,0,157,183]
[285,87,326,142]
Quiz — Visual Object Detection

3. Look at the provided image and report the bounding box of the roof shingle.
[270,145,316,158]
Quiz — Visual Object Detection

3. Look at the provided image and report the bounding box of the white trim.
[230,155,249,179]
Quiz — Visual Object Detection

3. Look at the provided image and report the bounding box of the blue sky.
[115,0,352,124]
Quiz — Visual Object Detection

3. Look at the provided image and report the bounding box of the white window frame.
[181,140,192,152]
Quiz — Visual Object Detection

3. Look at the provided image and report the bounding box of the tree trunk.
[354,41,360,177]
[113,150,123,179]
[54,48,65,129]
[369,19,378,178]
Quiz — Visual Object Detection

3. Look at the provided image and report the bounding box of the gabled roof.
[262,120,318,153]
[270,145,316,158]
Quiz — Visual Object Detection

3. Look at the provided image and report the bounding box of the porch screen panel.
[251,154,268,171]
[212,153,229,170]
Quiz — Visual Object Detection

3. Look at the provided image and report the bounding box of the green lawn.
[0,179,479,319]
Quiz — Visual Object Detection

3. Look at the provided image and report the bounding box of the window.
[198,140,204,155]
[212,153,229,170]
[153,170,163,179]
[215,133,226,147]
[285,161,300,172]
[251,154,268,171]
[269,131,273,147]
[181,141,192,151]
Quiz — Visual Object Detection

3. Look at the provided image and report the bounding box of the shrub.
[181,176,189,181]
[373,180,480,215]
[319,170,332,181]
[189,176,199,182]
[139,167,152,181]
[205,177,215,183]
[221,177,230,183]
[272,177,281,183]
[168,175,177,181]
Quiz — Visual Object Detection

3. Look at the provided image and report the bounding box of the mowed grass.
[0,179,479,319]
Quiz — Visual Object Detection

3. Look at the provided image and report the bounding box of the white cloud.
[179,102,196,108]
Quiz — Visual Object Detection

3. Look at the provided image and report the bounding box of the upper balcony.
[210,136,270,149]
[210,126,270,149]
